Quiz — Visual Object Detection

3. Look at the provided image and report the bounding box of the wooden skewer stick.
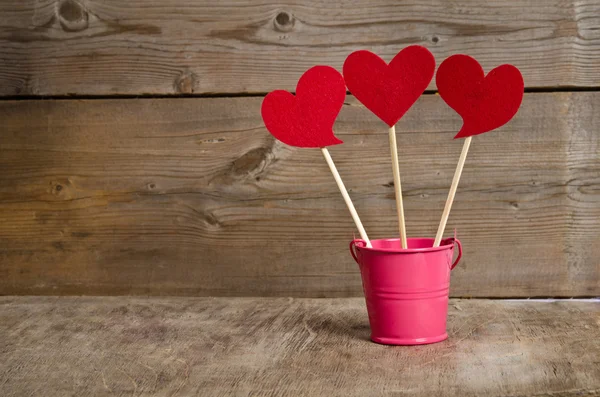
[321,147,371,248]
[433,136,472,247]
[388,125,408,249]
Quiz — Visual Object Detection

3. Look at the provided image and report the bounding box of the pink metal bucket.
[350,237,462,345]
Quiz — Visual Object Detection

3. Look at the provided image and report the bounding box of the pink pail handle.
[349,239,365,265]
[441,238,462,270]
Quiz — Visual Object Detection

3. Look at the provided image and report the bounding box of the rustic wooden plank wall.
[0,0,599,297]
[1,94,599,296]
[1,0,599,95]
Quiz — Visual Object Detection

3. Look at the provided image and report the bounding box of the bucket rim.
[353,237,457,254]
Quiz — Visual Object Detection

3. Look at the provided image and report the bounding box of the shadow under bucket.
[350,237,462,346]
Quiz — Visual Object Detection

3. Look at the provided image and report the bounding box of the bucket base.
[371,332,448,346]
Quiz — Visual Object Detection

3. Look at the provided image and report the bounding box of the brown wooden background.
[1,0,599,297]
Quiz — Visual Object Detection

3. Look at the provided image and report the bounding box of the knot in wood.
[174,71,196,94]
[57,0,89,32]
[274,11,294,32]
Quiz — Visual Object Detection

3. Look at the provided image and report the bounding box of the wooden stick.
[388,125,408,249]
[321,147,371,248]
[433,136,472,247]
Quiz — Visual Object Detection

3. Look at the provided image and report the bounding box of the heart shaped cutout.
[436,54,524,139]
[261,66,345,148]
[343,46,435,127]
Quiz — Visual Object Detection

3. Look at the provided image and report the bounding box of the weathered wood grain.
[1,93,599,297]
[0,297,599,396]
[1,0,599,96]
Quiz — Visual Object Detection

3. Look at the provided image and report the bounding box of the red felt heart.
[436,54,524,139]
[343,46,435,127]
[261,66,345,148]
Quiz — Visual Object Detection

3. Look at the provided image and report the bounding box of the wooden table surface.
[1,297,599,396]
